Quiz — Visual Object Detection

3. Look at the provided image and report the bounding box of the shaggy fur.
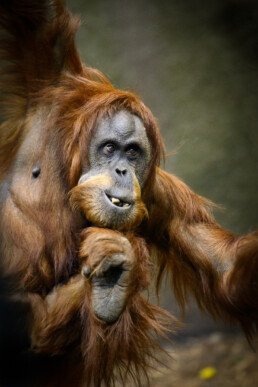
[0,1,257,386]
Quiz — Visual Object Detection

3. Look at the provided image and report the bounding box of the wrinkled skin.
[75,110,151,228]
[85,110,151,189]
[80,228,136,323]
[71,110,152,321]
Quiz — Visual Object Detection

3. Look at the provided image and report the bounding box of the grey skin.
[82,238,134,324]
[79,110,152,322]
[79,110,152,229]
[79,109,151,191]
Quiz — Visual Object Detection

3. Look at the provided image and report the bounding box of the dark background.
[66,0,258,340]
[0,1,257,385]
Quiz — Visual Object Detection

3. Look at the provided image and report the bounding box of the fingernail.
[82,265,90,278]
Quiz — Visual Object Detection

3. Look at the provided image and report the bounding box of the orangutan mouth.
[105,193,131,208]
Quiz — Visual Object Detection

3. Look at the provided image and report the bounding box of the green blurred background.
[67,0,258,338]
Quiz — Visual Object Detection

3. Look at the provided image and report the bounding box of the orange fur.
[143,168,258,339]
[0,1,257,386]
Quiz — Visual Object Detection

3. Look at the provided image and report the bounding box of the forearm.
[18,275,87,354]
[164,221,258,333]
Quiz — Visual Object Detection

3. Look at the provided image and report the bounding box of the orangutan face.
[71,110,151,230]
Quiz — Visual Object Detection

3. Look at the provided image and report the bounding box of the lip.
[104,191,133,210]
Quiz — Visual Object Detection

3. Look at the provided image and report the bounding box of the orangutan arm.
[26,275,86,354]
[148,168,258,337]
[8,226,168,364]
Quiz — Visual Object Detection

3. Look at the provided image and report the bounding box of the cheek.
[135,161,149,188]
[80,157,111,183]
[88,143,110,171]
[78,167,108,185]
[70,176,148,230]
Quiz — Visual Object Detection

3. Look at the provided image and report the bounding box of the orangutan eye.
[127,148,136,156]
[126,145,139,159]
[103,143,116,154]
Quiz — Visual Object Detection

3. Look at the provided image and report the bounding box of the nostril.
[115,168,127,176]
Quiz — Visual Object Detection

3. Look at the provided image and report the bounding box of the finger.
[81,265,91,278]
[94,254,124,277]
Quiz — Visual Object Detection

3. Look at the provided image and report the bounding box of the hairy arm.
[146,168,258,337]
[27,275,86,354]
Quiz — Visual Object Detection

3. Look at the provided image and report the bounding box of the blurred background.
[66,0,258,385]
[67,0,257,236]
[0,1,257,386]
[67,0,257,326]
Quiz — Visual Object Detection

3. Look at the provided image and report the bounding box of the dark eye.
[103,143,116,155]
[126,146,138,158]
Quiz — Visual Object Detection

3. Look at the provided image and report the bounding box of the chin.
[70,175,148,230]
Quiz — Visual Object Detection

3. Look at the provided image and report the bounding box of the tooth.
[124,203,129,208]
[111,197,120,204]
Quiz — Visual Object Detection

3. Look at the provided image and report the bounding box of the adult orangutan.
[0,1,257,386]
